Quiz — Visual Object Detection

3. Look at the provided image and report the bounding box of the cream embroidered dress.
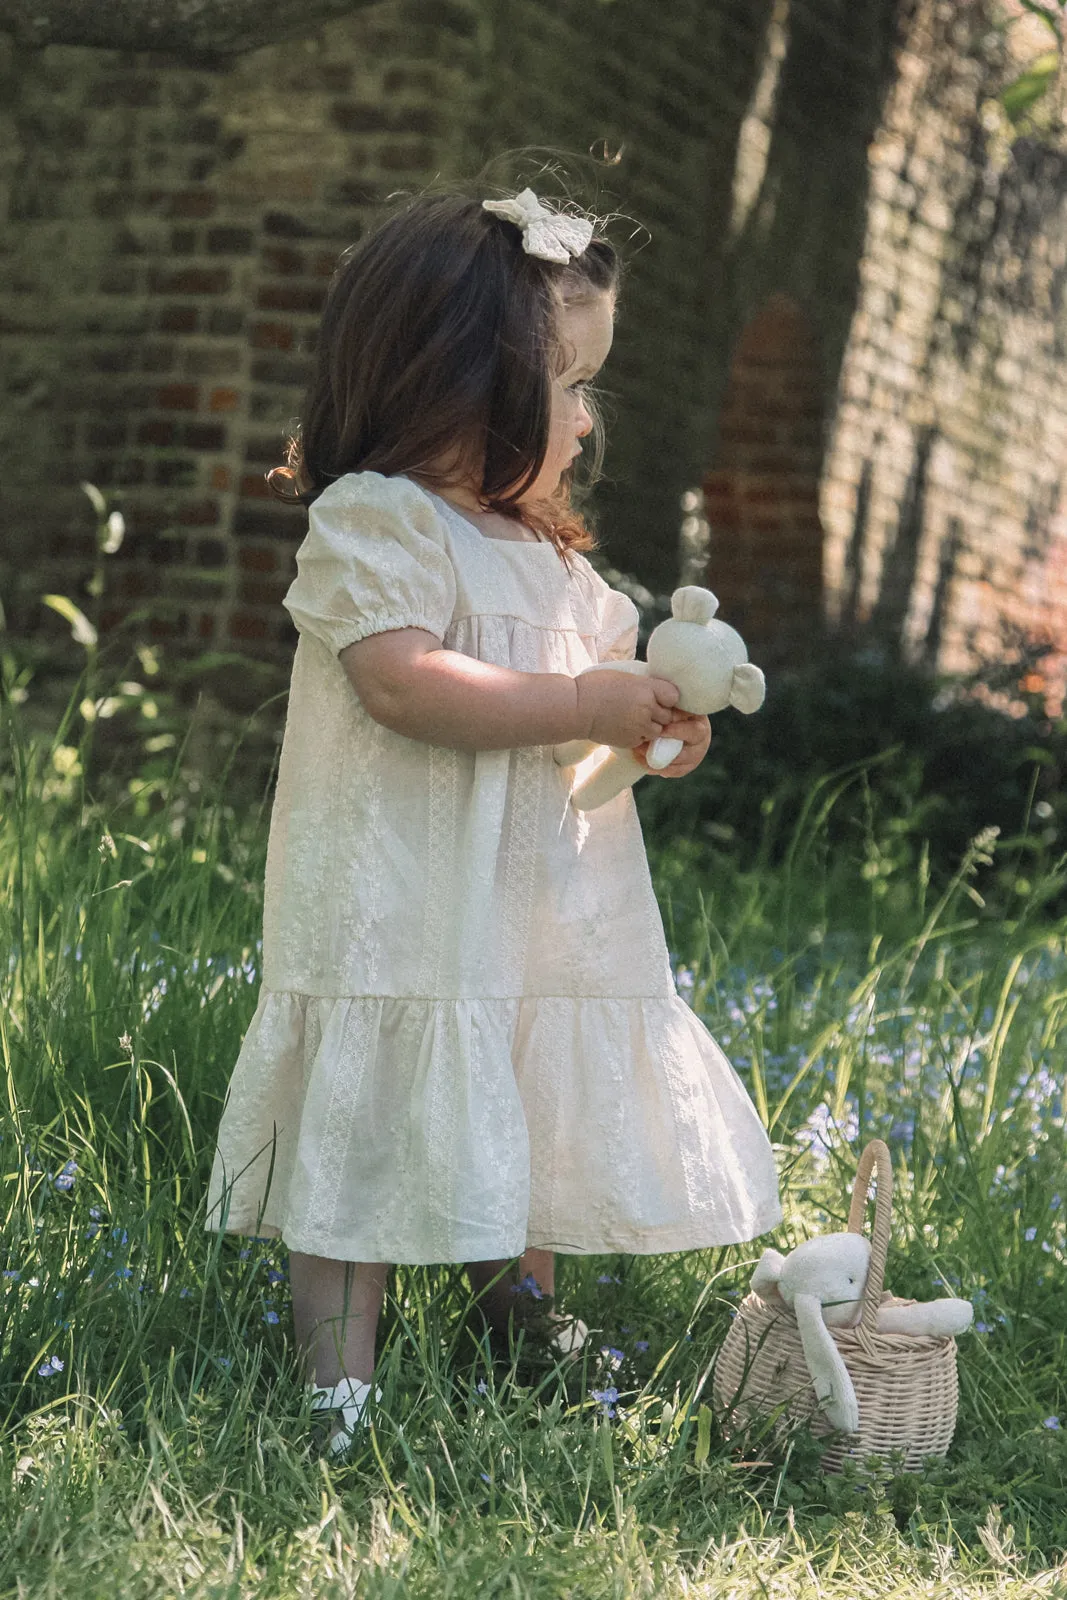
[206,471,781,1262]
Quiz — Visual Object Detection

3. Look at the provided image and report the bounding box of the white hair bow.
[481,188,594,264]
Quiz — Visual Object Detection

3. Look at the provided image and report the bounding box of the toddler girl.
[206,182,781,1452]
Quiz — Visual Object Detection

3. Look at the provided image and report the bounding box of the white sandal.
[308,1377,381,1456]
[547,1313,589,1359]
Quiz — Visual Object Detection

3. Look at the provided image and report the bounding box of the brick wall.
[821,0,1067,697]
[1,0,486,717]
[701,293,826,663]
[2,0,907,713]
[6,0,1067,720]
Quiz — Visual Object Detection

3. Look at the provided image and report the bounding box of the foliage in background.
[636,634,1067,923]
[3,655,1067,1592]
[999,0,1067,133]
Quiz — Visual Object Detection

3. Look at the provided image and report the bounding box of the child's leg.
[465,1247,555,1331]
[289,1252,388,1385]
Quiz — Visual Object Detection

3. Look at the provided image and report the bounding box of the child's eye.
[567,380,590,394]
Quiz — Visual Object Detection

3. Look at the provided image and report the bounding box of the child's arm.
[340,627,681,752]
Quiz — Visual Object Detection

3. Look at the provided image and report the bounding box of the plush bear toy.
[553,586,765,813]
[751,1234,974,1435]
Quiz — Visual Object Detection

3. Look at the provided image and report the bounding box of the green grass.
[4,705,1067,1598]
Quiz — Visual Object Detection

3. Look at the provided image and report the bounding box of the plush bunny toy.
[751,1234,974,1435]
[553,586,765,813]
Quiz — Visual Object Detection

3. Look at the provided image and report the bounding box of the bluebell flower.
[2,1270,19,1282]
[597,1274,620,1286]
[53,1160,77,1192]
[592,1385,619,1417]
[37,1356,64,1378]
[1025,1227,1038,1242]
[1044,1416,1061,1430]
[634,1339,649,1353]
[476,1378,488,1396]
[480,1472,490,1483]
[267,1269,287,1285]
[509,1273,544,1299]
[262,1310,280,1325]
[975,1321,991,1333]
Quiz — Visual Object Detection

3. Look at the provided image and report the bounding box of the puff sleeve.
[283,472,457,653]
[596,584,640,664]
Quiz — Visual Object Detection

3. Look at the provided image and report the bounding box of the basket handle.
[846,1138,893,1335]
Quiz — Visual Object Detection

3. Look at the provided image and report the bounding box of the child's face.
[521,290,615,505]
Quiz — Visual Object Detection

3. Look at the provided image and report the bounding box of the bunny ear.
[751,1248,786,1298]
[729,663,766,714]
[671,586,720,625]
[792,1293,860,1435]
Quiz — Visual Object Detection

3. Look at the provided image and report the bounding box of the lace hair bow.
[481,188,594,264]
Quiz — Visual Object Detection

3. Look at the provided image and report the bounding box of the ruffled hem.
[206,990,781,1263]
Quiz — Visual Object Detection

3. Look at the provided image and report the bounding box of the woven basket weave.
[713,1140,960,1472]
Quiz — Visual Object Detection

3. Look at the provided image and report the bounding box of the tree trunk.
[0,0,384,55]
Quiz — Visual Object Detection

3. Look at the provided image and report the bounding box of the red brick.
[158,384,199,411]
[379,141,435,172]
[209,387,240,412]
[100,266,139,295]
[211,465,232,491]
[183,422,227,450]
[149,267,231,296]
[230,612,270,640]
[238,545,278,573]
[154,459,197,487]
[239,577,288,606]
[251,320,295,350]
[262,245,306,276]
[176,500,221,526]
[86,421,127,449]
[256,284,326,314]
[331,104,439,136]
[141,342,176,374]
[138,419,177,446]
[207,227,255,254]
[240,473,272,499]
[159,305,199,333]
[197,612,216,639]
[166,191,218,219]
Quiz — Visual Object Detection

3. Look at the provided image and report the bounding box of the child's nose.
[575,400,594,437]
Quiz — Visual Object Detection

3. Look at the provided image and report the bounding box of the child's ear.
[729,663,766,714]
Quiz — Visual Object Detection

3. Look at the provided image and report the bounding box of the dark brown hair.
[269,188,620,553]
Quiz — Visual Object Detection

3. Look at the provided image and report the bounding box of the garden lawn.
[3,726,1067,1598]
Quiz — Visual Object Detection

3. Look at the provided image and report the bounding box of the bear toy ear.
[751,1248,786,1298]
[729,663,766,714]
[671,586,720,625]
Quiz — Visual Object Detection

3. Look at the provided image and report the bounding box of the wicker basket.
[713,1140,960,1472]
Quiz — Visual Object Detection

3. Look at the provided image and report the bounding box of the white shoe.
[548,1313,589,1359]
[308,1377,381,1456]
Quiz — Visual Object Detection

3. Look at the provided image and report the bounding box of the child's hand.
[633,712,711,778]
[575,670,680,750]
